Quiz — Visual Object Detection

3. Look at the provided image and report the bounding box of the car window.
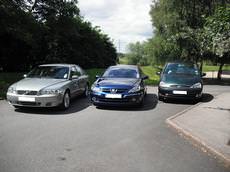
[164,63,199,76]
[71,66,81,77]
[103,67,138,78]
[27,66,69,79]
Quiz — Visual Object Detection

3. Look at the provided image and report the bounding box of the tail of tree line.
[0,0,117,72]
[125,0,229,80]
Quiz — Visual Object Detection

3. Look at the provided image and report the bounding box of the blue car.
[90,65,148,107]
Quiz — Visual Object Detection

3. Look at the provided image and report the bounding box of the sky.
[78,0,153,53]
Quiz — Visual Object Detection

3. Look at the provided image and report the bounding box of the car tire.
[13,105,21,109]
[82,84,89,97]
[60,90,70,110]
[158,94,164,101]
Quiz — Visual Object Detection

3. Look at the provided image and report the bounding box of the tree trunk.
[217,63,224,80]
[199,60,203,74]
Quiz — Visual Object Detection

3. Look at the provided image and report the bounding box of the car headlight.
[190,82,202,88]
[91,85,101,92]
[159,81,171,88]
[39,89,63,95]
[128,85,141,93]
[7,86,16,94]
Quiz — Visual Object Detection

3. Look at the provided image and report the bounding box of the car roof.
[39,64,76,67]
[109,65,138,70]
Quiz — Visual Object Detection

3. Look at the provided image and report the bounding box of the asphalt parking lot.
[0,85,230,172]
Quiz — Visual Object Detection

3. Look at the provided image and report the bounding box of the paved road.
[0,85,230,172]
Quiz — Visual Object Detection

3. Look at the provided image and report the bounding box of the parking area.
[0,86,230,172]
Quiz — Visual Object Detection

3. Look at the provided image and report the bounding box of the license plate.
[105,94,122,99]
[173,90,187,95]
[18,97,35,102]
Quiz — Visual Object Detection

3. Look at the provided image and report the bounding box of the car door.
[75,66,88,92]
[69,66,81,96]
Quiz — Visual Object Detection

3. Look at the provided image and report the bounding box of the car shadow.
[161,93,214,105]
[14,96,92,115]
[203,78,230,86]
[96,93,158,111]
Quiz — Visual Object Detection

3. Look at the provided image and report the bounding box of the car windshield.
[27,66,69,79]
[163,63,199,76]
[103,67,139,78]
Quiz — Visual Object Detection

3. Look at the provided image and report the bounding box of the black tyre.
[60,91,70,110]
[82,84,89,97]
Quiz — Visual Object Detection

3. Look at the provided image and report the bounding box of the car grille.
[97,97,129,103]
[169,84,191,88]
[17,90,38,95]
[17,101,39,106]
[101,88,128,94]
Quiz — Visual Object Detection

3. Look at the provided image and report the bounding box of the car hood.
[162,74,201,86]
[96,78,139,88]
[13,78,68,91]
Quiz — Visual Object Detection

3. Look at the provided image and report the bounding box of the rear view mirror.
[95,75,100,79]
[156,71,161,75]
[71,75,79,79]
[142,75,149,80]
[202,73,206,77]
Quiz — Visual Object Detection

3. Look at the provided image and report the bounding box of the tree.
[149,0,228,66]
[203,6,230,79]
[0,0,117,71]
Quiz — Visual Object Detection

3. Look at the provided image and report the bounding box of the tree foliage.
[0,0,117,72]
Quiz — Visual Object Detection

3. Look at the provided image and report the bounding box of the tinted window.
[163,63,199,76]
[103,67,139,78]
[27,66,69,79]
[71,66,81,77]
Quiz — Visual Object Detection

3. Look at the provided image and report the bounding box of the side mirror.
[142,75,149,80]
[95,75,100,79]
[202,73,206,77]
[23,74,27,78]
[156,71,161,75]
[71,75,79,79]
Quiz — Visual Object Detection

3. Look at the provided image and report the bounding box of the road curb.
[166,99,230,168]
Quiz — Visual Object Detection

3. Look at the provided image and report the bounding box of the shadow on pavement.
[201,93,214,103]
[96,93,158,111]
[14,96,92,115]
[203,78,230,86]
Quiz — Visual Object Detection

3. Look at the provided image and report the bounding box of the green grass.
[203,65,230,72]
[119,57,129,64]
[86,68,105,85]
[141,66,160,85]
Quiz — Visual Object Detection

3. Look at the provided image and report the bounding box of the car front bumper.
[7,93,63,107]
[90,91,144,106]
[158,87,202,100]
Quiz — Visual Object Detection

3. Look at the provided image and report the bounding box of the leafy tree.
[0,0,117,72]
[203,6,230,79]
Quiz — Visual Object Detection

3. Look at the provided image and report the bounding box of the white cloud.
[78,0,153,53]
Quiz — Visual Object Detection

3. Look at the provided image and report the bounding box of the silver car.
[7,64,89,109]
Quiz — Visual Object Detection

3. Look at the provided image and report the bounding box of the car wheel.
[60,91,70,110]
[158,94,164,101]
[13,105,21,109]
[82,84,89,97]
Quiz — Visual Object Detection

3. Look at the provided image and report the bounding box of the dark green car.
[158,62,206,101]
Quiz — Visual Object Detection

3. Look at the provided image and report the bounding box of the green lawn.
[141,66,160,85]
[203,65,230,72]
